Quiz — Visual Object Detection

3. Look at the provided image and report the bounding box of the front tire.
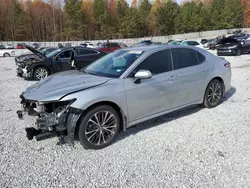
[33,67,49,80]
[3,53,10,57]
[203,79,223,108]
[78,105,121,150]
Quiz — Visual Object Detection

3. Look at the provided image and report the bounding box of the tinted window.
[197,52,206,63]
[110,43,120,47]
[76,48,92,55]
[187,41,199,46]
[46,49,62,58]
[172,48,199,69]
[133,49,172,75]
[58,50,72,58]
[90,50,99,54]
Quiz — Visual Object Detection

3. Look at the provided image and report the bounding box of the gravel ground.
[0,53,250,187]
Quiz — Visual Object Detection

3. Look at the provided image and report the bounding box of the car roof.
[122,44,201,52]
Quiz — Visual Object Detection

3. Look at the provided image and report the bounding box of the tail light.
[224,62,231,68]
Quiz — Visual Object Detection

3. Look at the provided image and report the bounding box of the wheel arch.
[3,52,10,57]
[204,76,225,102]
[74,101,127,138]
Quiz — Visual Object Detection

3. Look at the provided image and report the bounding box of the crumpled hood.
[17,54,40,62]
[23,70,110,101]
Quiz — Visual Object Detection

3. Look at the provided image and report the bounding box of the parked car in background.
[17,45,231,149]
[0,45,5,49]
[97,42,127,53]
[168,40,183,45]
[17,43,25,49]
[208,38,221,50]
[131,40,153,47]
[200,39,211,45]
[16,46,107,80]
[6,44,14,49]
[80,42,94,48]
[228,33,250,42]
[15,45,57,65]
[181,40,204,48]
[32,43,40,49]
[217,37,250,56]
[0,48,15,57]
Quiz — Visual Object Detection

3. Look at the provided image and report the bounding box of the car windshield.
[46,48,62,57]
[39,48,49,55]
[83,50,144,78]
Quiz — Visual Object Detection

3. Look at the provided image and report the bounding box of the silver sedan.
[17,45,231,150]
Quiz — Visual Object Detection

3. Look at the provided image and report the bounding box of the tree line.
[0,0,249,42]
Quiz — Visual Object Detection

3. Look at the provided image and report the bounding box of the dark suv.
[97,42,127,53]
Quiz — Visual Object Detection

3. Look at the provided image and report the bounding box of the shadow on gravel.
[116,87,236,142]
[116,105,203,143]
[222,87,236,102]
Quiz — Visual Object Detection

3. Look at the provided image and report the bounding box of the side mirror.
[134,70,152,83]
[52,56,57,61]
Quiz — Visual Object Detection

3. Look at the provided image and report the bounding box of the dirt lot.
[0,53,250,187]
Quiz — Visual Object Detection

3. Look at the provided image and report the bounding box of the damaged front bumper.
[16,66,32,78]
[17,94,82,145]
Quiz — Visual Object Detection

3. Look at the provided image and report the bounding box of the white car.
[0,49,15,57]
[80,43,94,48]
[181,40,204,48]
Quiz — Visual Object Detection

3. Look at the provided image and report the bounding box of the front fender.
[61,79,128,117]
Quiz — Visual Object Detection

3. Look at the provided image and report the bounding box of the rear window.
[110,43,120,47]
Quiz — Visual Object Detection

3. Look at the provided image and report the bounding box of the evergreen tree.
[64,0,85,40]
[157,0,179,35]
[139,0,152,36]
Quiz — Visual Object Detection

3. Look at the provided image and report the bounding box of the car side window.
[76,48,92,56]
[110,43,119,48]
[182,41,188,45]
[90,50,99,54]
[131,49,172,76]
[58,50,72,58]
[172,48,199,69]
[188,41,199,46]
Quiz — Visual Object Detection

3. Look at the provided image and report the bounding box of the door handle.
[203,67,209,72]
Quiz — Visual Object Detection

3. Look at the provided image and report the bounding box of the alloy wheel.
[85,111,117,146]
[207,82,222,106]
[35,68,48,80]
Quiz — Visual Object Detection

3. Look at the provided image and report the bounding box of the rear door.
[52,49,73,72]
[171,47,210,105]
[75,48,102,69]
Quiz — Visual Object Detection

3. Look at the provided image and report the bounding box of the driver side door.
[52,49,73,73]
[123,49,180,125]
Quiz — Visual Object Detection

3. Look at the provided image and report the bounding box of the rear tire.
[33,67,49,80]
[78,105,121,150]
[3,53,10,57]
[203,79,223,108]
